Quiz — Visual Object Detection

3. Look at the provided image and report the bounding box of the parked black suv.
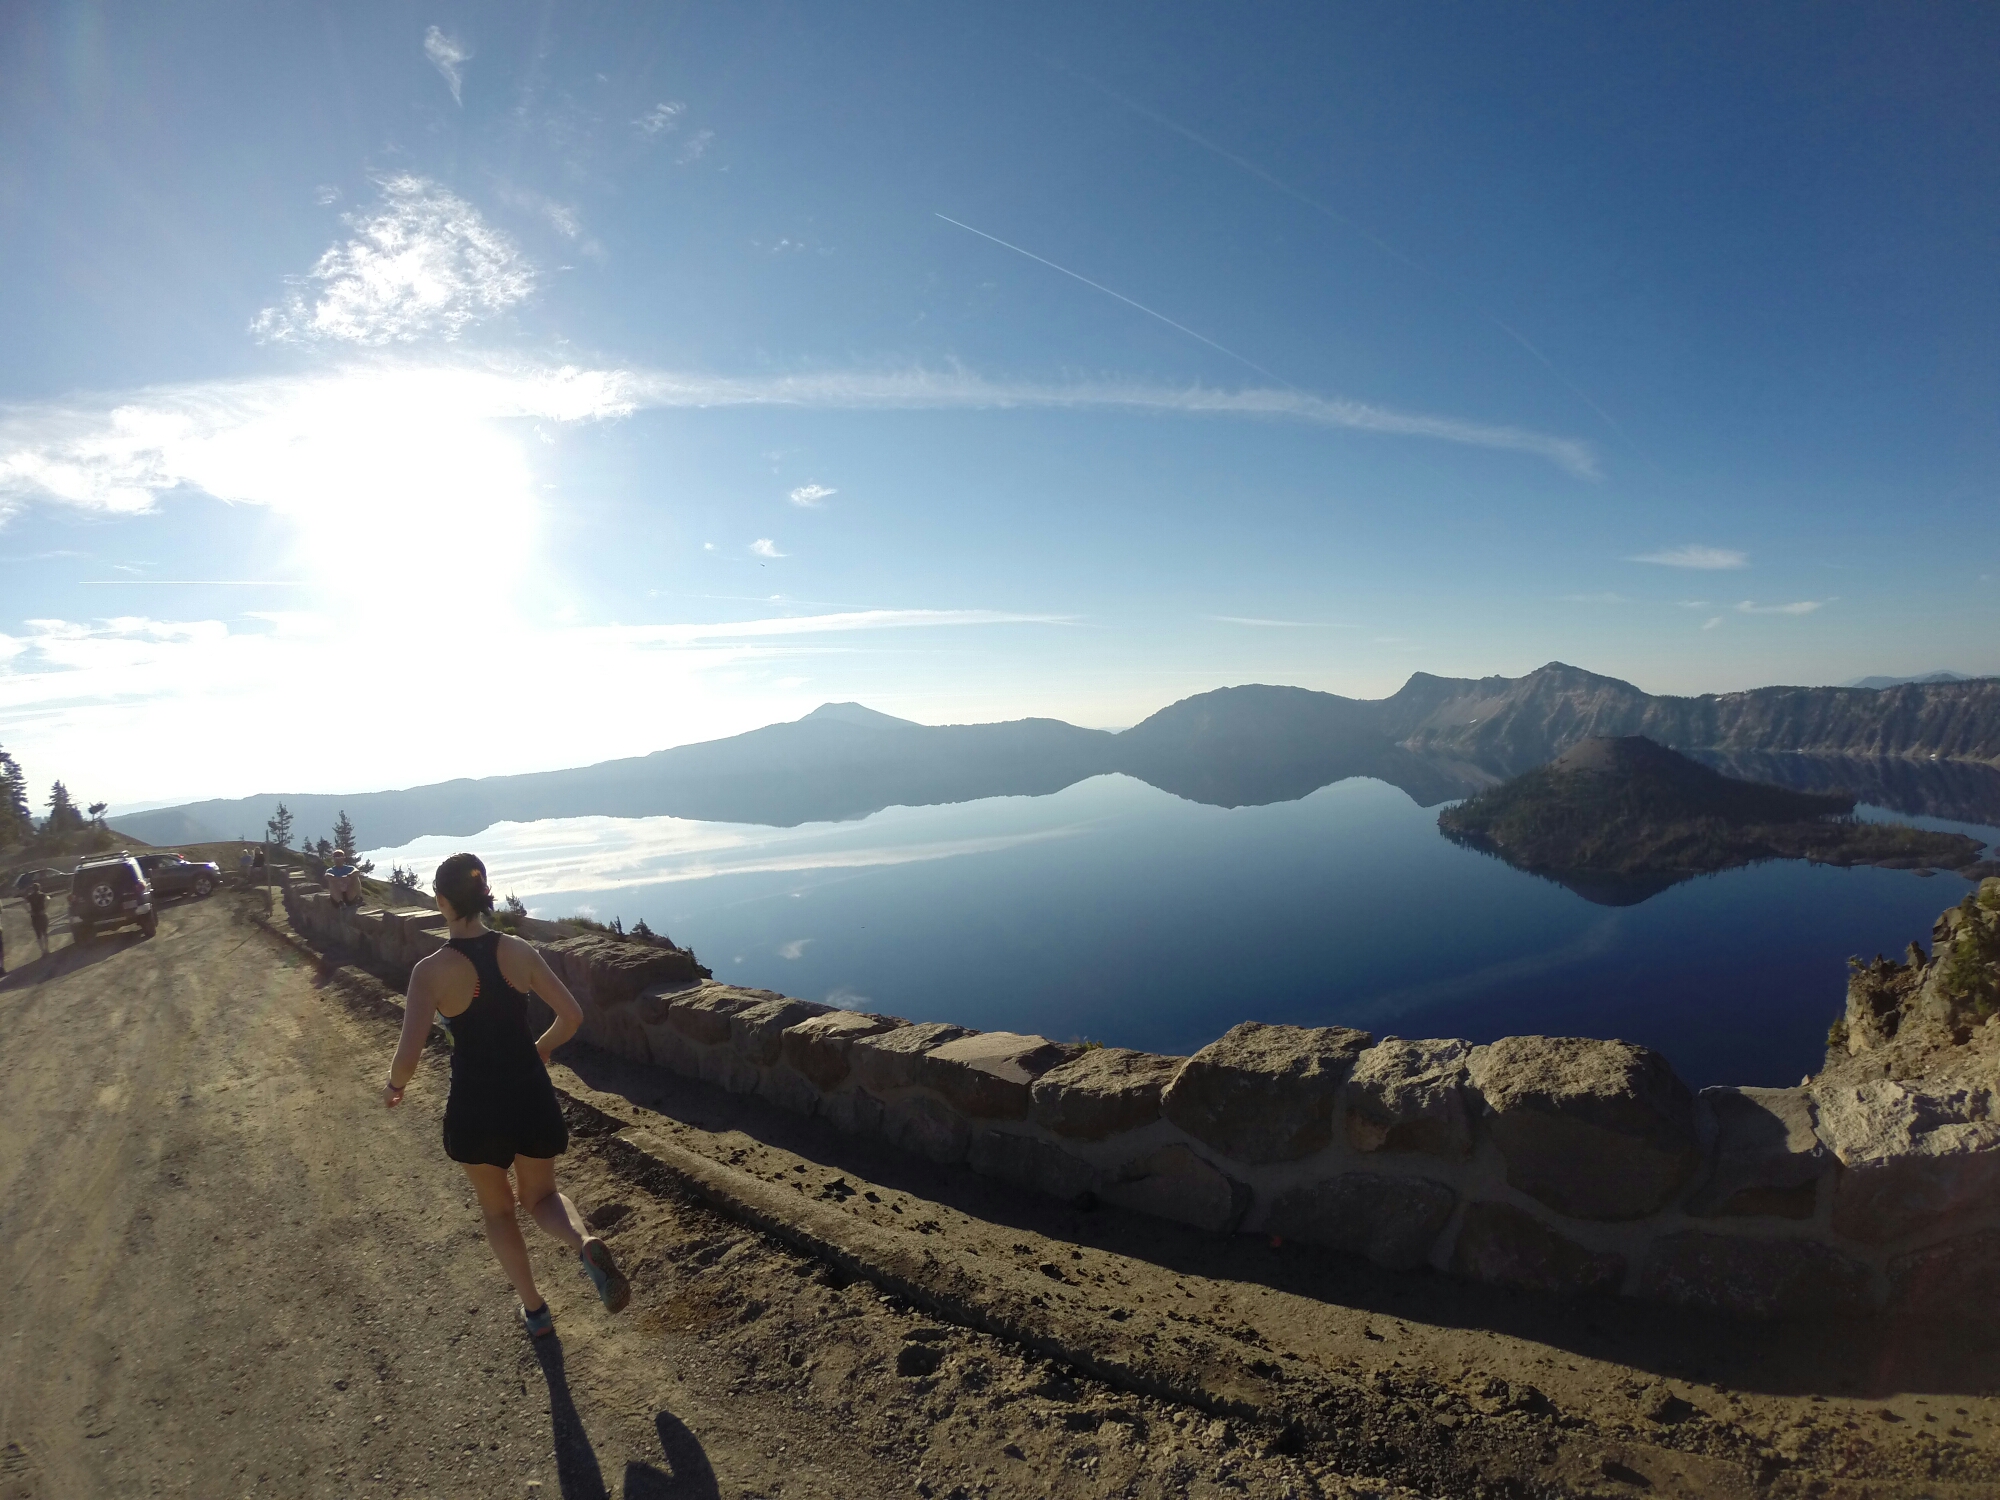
[136,852,220,900]
[69,855,157,942]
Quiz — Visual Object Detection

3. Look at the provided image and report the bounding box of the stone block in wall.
[1161,1021,1374,1165]
[1101,1144,1252,1233]
[1264,1172,1459,1271]
[404,924,447,962]
[1467,1036,1699,1221]
[1634,1231,1872,1319]
[822,1088,885,1137]
[850,1021,970,1096]
[668,985,777,1045]
[634,985,702,1073]
[698,1042,761,1096]
[967,1130,1102,1205]
[884,1094,971,1164]
[757,1064,825,1117]
[545,934,705,1008]
[1887,1229,2000,1321]
[1448,1202,1626,1295]
[1031,1048,1181,1140]
[1687,1086,1828,1219]
[782,1011,904,1091]
[1345,1038,1475,1157]
[730,997,832,1067]
[920,1031,1072,1120]
[1814,1069,2000,1245]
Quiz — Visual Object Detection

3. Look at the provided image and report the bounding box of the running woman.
[383,852,628,1338]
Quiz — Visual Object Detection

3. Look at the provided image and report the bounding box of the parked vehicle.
[136,852,221,900]
[68,855,157,942]
[12,867,65,893]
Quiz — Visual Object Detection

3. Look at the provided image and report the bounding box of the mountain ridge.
[115,663,2000,849]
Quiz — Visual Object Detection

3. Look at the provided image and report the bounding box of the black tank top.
[444,932,545,1083]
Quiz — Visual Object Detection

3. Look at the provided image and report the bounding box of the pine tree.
[0,748,29,845]
[265,802,294,848]
[332,810,357,856]
[45,781,84,834]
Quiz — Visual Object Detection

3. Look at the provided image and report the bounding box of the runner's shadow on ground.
[530,1336,717,1500]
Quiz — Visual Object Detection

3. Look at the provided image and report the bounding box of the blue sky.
[1,2,1995,807]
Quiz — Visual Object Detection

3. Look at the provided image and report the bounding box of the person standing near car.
[382,852,630,1338]
[26,880,48,959]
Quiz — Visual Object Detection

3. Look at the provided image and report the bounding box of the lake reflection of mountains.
[120,661,2000,852]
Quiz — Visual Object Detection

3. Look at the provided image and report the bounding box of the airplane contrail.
[1061,64,1639,454]
[933,213,1294,389]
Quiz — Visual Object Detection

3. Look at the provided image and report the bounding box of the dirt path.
[2,891,1997,1499]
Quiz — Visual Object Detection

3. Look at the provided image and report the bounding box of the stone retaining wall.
[281,874,2000,1321]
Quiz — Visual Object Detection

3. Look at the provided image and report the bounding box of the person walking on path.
[26,880,49,959]
[383,851,629,1338]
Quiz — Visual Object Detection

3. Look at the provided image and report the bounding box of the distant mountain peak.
[801,702,920,729]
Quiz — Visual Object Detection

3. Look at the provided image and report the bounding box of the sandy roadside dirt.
[2,889,1997,1499]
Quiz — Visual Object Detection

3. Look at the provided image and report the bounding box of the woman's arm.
[384,957,442,1107]
[508,936,584,1063]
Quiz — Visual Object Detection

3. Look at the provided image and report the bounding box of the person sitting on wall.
[325,849,363,909]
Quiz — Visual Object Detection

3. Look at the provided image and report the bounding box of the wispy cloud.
[0,355,1602,528]
[634,101,685,139]
[1702,616,1724,630]
[1627,545,1748,570]
[252,177,533,345]
[677,129,714,164]
[777,938,812,959]
[1205,615,1354,628]
[618,366,1600,478]
[1555,592,1627,605]
[423,26,469,104]
[494,181,590,247]
[749,538,785,558]
[1736,599,1829,615]
[788,483,836,508]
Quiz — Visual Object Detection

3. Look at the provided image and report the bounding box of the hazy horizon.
[4,4,1996,809]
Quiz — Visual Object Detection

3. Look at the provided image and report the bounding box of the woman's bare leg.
[512,1156,588,1252]
[462,1163,545,1310]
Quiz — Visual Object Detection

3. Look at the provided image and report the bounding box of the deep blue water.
[369,774,1996,1090]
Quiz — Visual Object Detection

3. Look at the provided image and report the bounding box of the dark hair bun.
[433,852,496,918]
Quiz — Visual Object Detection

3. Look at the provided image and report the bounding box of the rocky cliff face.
[1387,664,2000,773]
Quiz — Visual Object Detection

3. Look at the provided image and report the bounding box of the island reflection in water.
[366,759,1998,1092]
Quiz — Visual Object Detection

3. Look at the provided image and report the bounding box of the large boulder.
[1467,1036,1699,1221]
[1100,1144,1251,1233]
[921,1032,1073,1120]
[1687,1086,1829,1219]
[1448,1202,1626,1295]
[1634,1232,1872,1318]
[1344,1038,1475,1157]
[1264,1172,1458,1271]
[849,1021,971,1096]
[1031,1048,1182,1140]
[1161,1021,1374,1165]
[1812,1066,2000,1245]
